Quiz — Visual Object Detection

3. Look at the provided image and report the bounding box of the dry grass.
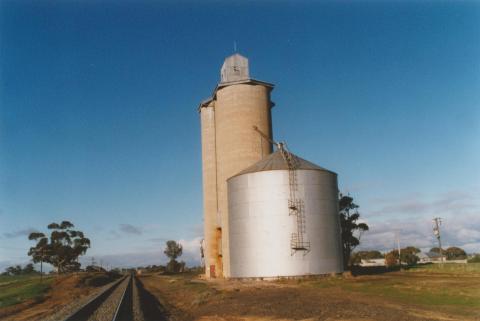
[0,272,118,321]
[139,265,480,321]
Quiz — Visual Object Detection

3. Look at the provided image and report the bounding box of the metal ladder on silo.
[253,126,310,256]
[283,150,310,256]
[289,199,309,253]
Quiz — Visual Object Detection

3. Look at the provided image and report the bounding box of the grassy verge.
[339,278,479,309]
[0,275,54,308]
[406,262,480,274]
[303,265,480,318]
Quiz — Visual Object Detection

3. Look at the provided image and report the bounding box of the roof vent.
[220,54,249,83]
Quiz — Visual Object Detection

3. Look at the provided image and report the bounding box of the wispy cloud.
[3,228,38,239]
[80,236,203,268]
[358,190,480,253]
[119,224,142,235]
[359,214,480,253]
[178,237,202,262]
[369,190,476,216]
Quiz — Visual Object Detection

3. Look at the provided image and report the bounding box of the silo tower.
[199,54,274,278]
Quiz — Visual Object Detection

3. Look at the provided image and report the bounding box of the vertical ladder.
[280,144,310,255]
[252,127,310,255]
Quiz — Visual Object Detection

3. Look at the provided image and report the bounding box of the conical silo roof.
[229,149,336,179]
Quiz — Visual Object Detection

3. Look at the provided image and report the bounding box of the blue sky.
[1,1,479,269]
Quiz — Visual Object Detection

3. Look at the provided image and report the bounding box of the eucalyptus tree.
[339,194,369,269]
[164,240,183,273]
[28,221,90,274]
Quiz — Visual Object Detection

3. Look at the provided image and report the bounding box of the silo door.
[210,265,216,278]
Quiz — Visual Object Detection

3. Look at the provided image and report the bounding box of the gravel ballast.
[86,276,130,321]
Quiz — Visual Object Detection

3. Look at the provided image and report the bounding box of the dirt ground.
[0,274,102,321]
[138,271,480,321]
[1,268,478,321]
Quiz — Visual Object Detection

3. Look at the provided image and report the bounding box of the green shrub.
[468,255,480,263]
[83,272,121,287]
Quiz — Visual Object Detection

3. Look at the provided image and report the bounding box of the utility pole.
[36,247,45,283]
[40,248,44,283]
[395,230,401,267]
[433,217,443,262]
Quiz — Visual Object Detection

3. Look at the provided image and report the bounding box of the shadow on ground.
[350,266,401,276]
[136,277,170,321]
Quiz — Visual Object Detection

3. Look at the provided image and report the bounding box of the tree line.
[351,246,468,267]
[1,263,39,276]
[22,220,186,275]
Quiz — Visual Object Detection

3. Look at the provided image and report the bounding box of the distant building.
[360,258,386,267]
[417,252,446,264]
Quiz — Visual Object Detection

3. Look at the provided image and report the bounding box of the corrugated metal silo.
[227,150,344,278]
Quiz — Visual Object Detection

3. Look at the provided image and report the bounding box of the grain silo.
[199,53,274,278]
[227,148,344,278]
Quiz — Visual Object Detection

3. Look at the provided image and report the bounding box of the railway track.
[62,274,164,321]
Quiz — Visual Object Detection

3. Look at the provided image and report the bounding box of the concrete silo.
[227,149,344,278]
[199,54,274,278]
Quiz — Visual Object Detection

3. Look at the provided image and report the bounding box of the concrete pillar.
[200,102,218,278]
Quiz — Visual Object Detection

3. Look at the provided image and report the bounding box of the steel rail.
[61,275,128,321]
[111,275,131,321]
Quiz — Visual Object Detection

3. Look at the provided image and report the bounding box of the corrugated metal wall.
[228,169,344,278]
